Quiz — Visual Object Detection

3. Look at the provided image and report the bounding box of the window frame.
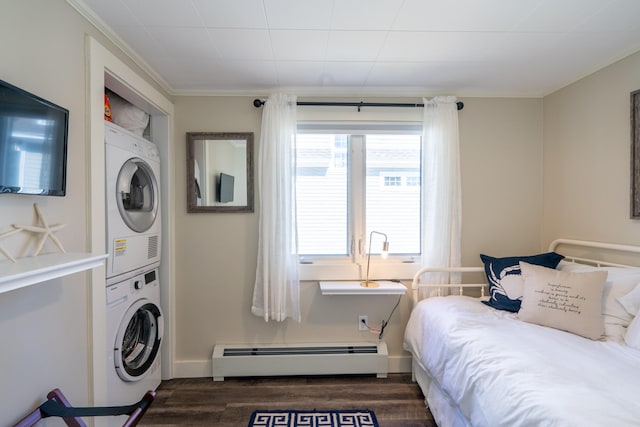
[296,122,423,281]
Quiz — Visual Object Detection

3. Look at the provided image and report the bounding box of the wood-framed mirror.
[186,132,254,213]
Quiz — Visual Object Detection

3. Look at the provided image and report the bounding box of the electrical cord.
[360,294,403,339]
[378,294,402,339]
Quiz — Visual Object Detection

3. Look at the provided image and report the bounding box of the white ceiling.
[75,0,640,97]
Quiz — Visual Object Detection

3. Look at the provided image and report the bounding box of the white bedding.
[404,295,640,427]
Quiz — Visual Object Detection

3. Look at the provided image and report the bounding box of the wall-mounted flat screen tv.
[0,79,69,196]
[219,172,234,203]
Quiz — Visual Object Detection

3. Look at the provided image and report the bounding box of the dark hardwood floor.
[139,373,436,427]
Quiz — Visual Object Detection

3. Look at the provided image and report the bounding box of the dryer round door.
[116,158,159,233]
[114,298,163,382]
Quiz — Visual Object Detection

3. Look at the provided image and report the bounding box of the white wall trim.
[174,360,214,379]
[67,0,172,95]
[390,355,412,373]
[173,355,412,379]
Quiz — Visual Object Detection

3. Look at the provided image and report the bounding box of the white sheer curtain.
[252,93,301,322]
[420,96,462,297]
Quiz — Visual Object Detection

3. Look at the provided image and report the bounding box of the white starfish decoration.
[13,203,67,256]
[0,228,21,263]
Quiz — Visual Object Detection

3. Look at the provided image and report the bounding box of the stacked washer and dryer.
[104,121,163,409]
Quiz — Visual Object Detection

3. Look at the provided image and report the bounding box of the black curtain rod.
[253,98,463,111]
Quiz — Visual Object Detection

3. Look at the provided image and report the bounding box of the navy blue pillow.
[480,252,564,312]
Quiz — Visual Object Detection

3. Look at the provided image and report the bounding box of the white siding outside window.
[365,134,421,256]
[296,133,349,256]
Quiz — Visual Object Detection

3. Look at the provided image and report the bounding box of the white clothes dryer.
[105,121,161,280]
[106,266,162,409]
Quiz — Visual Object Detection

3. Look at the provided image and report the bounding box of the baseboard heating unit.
[211,342,388,381]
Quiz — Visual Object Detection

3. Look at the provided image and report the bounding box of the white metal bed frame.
[410,238,640,303]
[407,238,640,427]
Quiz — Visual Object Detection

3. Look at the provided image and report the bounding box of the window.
[295,124,421,277]
[406,176,420,187]
[383,176,401,187]
[296,133,348,256]
[364,134,421,255]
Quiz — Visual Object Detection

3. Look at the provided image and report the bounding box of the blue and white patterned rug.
[248,409,379,427]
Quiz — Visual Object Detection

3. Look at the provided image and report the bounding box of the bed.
[403,239,640,427]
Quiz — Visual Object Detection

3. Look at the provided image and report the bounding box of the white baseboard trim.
[173,360,211,378]
[389,355,412,373]
[172,355,412,379]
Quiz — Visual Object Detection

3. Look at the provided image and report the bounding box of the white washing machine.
[105,121,161,281]
[106,266,163,409]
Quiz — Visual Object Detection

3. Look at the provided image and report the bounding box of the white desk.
[319,280,407,295]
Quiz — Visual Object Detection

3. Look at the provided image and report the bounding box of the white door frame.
[87,35,175,406]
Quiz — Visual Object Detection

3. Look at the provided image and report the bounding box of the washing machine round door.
[116,158,159,233]
[114,298,163,382]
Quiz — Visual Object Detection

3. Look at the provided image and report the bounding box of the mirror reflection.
[187,132,254,212]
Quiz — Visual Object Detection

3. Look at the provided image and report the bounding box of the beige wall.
[459,98,544,259]
[173,96,544,375]
[542,50,640,246]
[0,0,167,423]
[1,2,96,422]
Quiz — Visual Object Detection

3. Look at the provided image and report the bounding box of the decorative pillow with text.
[518,262,607,340]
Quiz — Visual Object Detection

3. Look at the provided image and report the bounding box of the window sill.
[301,262,419,281]
[319,280,407,295]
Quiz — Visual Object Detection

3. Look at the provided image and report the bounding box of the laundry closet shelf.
[0,253,107,294]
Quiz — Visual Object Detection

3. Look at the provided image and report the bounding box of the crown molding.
[65,0,174,96]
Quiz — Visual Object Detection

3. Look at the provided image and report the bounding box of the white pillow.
[108,91,150,137]
[618,282,640,316]
[519,262,607,340]
[625,311,640,350]
[558,261,640,341]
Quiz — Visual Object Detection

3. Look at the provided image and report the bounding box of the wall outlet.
[358,315,368,331]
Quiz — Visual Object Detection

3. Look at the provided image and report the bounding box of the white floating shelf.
[0,252,108,295]
[319,280,407,295]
